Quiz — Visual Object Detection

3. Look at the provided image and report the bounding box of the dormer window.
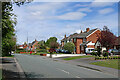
[83,38,86,43]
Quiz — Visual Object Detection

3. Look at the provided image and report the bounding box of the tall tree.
[97,26,117,50]
[45,37,57,47]
[49,41,59,49]
[1,1,32,56]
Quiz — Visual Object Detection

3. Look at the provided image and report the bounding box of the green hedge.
[37,49,47,52]
[16,49,27,53]
[95,56,120,60]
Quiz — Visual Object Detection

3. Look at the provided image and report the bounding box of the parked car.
[108,49,120,55]
[56,49,62,53]
[56,49,71,54]
[86,48,97,54]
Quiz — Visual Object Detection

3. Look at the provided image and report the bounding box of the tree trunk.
[50,52,52,58]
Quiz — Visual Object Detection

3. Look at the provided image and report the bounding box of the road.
[15,54,118,78]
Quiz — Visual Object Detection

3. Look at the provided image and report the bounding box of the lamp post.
[84,45,87,55]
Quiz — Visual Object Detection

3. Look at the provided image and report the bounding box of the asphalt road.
[15,54,118,78]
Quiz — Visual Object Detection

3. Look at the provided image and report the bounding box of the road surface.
[15,54,118,78]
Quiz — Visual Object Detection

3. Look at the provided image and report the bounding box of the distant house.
[28,39,38,51]
[114,36,120,50]
[18,44,27,49]
[61,28,101,54]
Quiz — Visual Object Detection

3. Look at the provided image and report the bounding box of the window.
[83,38,86,43]
[74,38,76,42]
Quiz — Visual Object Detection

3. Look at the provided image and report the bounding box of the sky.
[13,0,119,44]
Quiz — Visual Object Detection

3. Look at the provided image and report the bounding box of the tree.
[37,40,46,49]
[2,1,32,56]
[97,26,117,50]
[49,42,59,49]
[45,37,57,47]
[63,42,75,53]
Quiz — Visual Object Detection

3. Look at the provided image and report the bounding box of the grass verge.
[63,55,94,60]
[4,55,14,57]
[90,59,119,69]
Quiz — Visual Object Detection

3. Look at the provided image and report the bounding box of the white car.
[86,48,96,54]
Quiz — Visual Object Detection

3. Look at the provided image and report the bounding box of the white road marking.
[56,68,70,74]
[76,76,80,78]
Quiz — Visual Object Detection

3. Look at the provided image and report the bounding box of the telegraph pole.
[27,32,28,53]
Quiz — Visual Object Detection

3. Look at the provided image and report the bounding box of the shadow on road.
[25,72,44,78]
[2,69,20,79]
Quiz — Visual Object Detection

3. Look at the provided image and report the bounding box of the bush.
[16,49,26,53]
[103,51,109,57]
[96,48,101,57]
[37,49,47,52]
[91,51,97,56]
[63,42,75,52]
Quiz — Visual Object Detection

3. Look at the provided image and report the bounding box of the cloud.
[90,0,115,7]
[98,8,114,14]
[56,12,87,20]
[31,11,42,16]
[77,8,92,12]
[74,4,89,7]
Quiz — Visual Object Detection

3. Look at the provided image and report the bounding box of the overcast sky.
[13,0,118,44]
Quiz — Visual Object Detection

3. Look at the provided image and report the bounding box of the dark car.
[108,49,120,55]
[56,49,62,53]
[56,49,71,54]
[64,50,71,54]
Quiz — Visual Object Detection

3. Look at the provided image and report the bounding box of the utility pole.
[27,32,28,53]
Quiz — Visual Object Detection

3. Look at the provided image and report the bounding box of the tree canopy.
[45,37,57,47]
[2,1,31,56]
[63,42,75,52]
[97,26,117,50]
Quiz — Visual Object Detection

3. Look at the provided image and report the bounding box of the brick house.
[113,36,120,50]
[61,28,101,54]
[28,39,38,51]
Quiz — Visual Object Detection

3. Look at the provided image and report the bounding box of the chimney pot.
[65,34,66,38]
[86,28,90,32]
[81,30,83,33]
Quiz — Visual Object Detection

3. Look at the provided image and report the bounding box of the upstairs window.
[73,38,76,43]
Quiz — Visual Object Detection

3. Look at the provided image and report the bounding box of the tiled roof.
[74,28,98,38]
[61,33,79,41]
[80,41,91,46]
[61,28,99,41]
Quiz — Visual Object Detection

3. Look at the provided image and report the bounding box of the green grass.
[63,55,94,60]
[0,69,2,80]
[90,59,120,69]
[4,55,14,57]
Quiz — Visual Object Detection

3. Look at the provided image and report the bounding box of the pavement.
[46,54,86,58]
[1,57,26,80]
[14,54,118,78]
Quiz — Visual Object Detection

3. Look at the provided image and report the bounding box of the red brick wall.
[76,38,83,54]
[32,41,38,51]
[87,45,95,48]
[87,30,100,43]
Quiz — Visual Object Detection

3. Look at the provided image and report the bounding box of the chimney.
[81,30,83,33]
[86,28,90,32]
[65,34,66,38]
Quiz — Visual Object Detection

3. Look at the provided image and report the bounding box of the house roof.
[73,28,98,38]
[61,33,79,41]
[80,41,91,46]
[114,36,120,45]
[61,28,99,41]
